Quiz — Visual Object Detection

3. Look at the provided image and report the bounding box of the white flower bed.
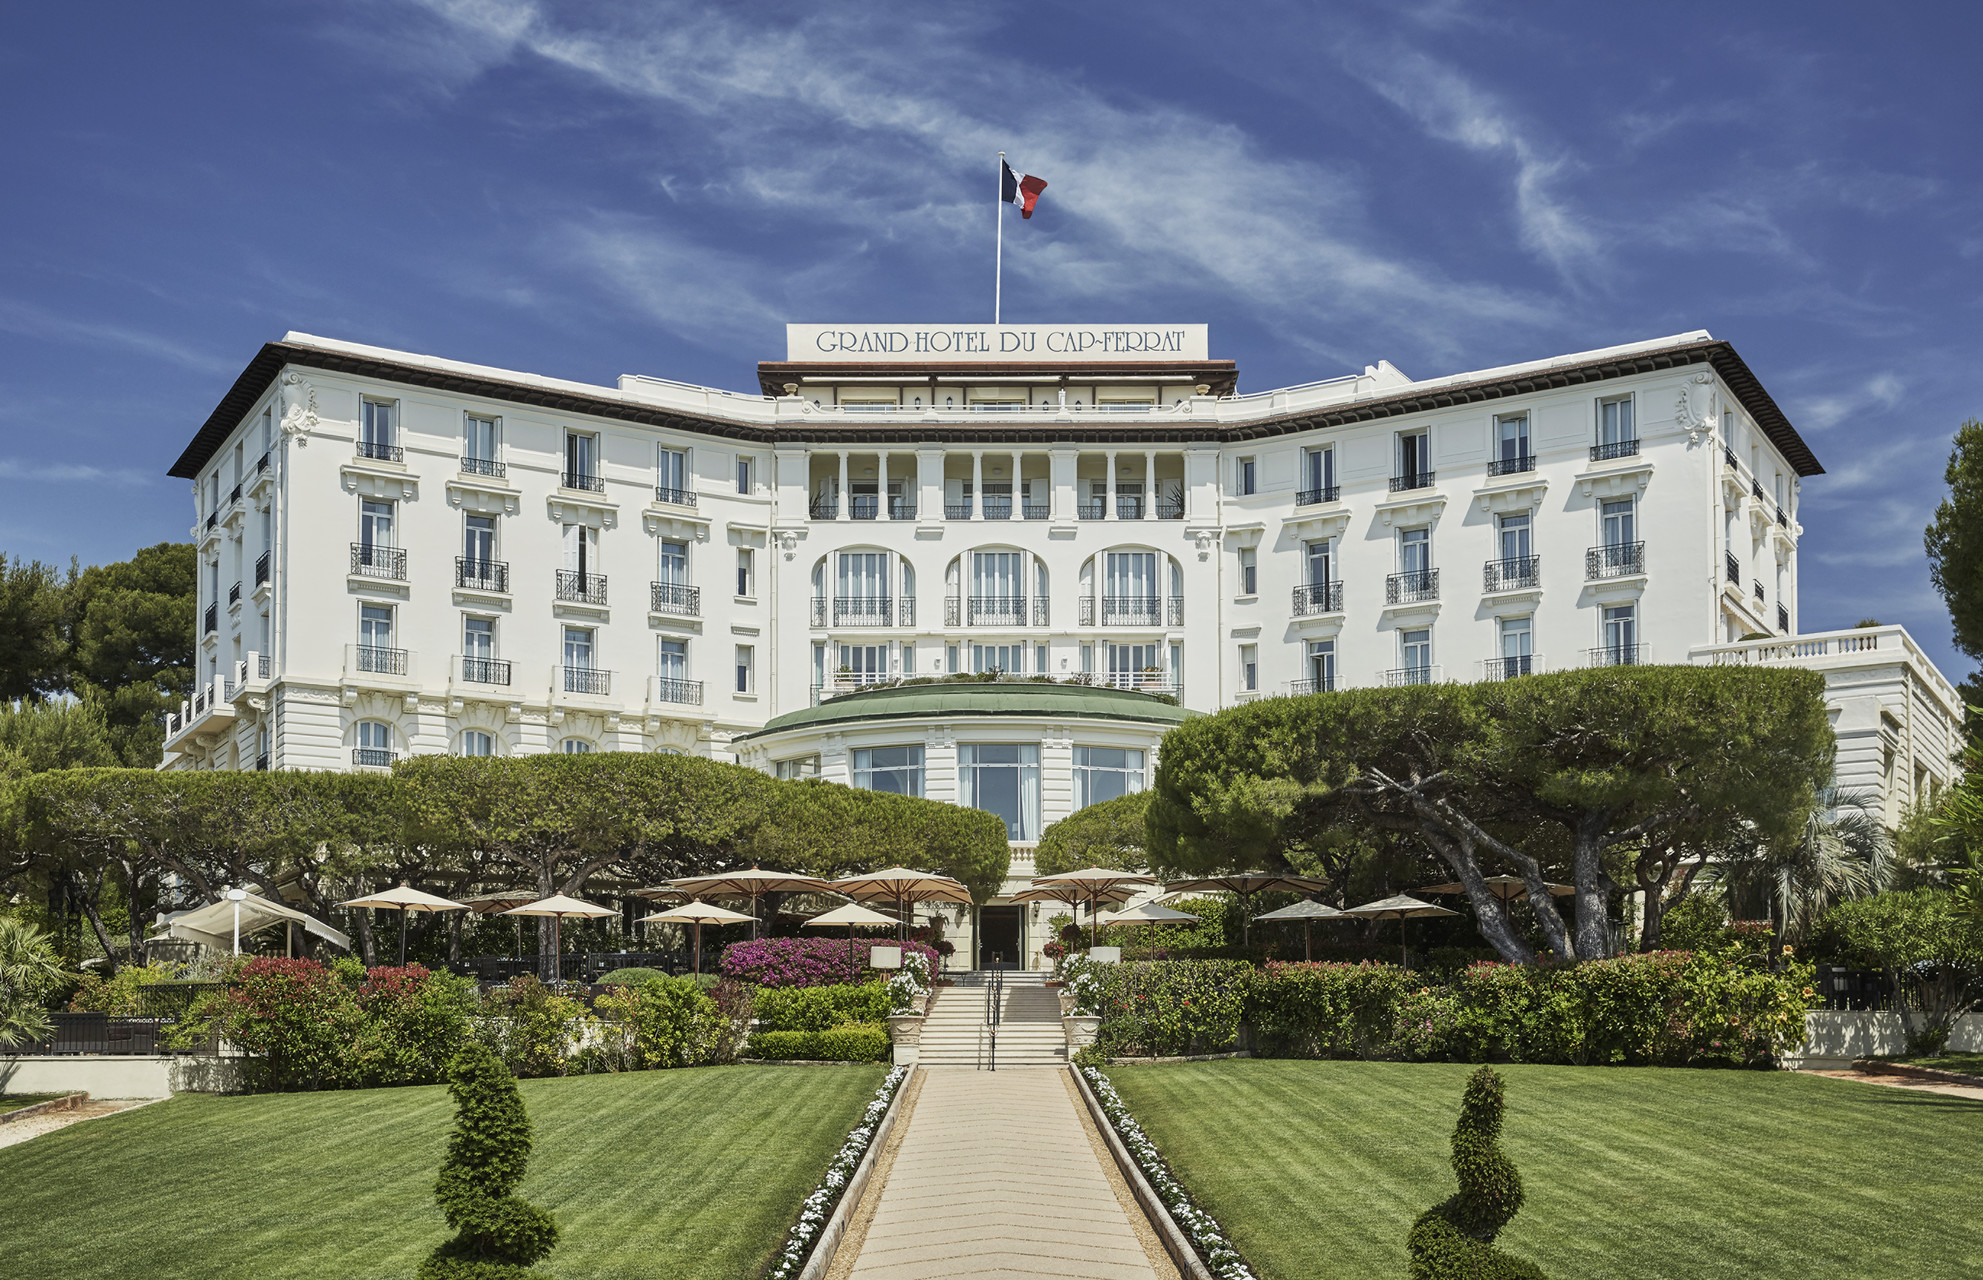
[765,1065,910,1280]
[1081,1066,1258,1280]
[887,952,932,1013]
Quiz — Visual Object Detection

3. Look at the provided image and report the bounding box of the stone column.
[972,451,984,519]
[878,451,890,519]
[1105,451,1117,520]
[1144,450,1157,519]
[837,451,850,521]
[1013,449,1024,516]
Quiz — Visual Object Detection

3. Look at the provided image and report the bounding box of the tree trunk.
[1570,816,1612,960]
[72,870,122,974]
[1416,827,1535,964]
[353,910,376,967]
[447,909,462,967]
[122,860,147,967]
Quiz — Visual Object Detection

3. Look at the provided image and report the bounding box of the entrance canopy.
[153,892,351,953]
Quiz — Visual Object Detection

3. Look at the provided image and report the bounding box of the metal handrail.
[984,966,1003,1072]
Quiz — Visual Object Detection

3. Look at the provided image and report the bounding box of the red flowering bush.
[352,964,480,1087]
[719,937,939,988]
[219,958,364,1092]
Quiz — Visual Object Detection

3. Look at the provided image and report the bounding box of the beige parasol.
[1340,893,1459,966]
[502,894,618,982]
[643,867,840,939]
[638,900,758,974]
[1162,873,1334,944]
[802,902,902,970]
[828,867,973,942]
[1100,902,1201,926]
[1418,875,1574,902]
[1253,899,1347,962]
[1023,868,1159,948]
[338,883,469,966]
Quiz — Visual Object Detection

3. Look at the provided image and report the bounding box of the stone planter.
[1057,990,1076,1017]
[887,1013,925,1065]
[1062,1014,1101,1051]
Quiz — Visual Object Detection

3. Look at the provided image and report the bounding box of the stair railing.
[983,966,1004,1072]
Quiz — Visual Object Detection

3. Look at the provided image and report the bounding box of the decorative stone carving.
[1675,372,1714,445]
[279,373,318,445]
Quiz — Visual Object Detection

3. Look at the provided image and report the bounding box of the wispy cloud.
[1795,372,1906,433]
[0,297,233,375]
[0,458,154,487]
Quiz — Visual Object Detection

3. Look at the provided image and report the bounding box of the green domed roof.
[738,679,1191,741]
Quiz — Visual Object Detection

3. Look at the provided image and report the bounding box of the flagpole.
[995,151,1005,325]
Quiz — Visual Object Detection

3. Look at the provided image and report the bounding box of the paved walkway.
[845,1067,1167,1280]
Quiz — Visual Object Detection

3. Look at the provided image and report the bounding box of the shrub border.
[766,1064,912,1280]
[1073,1065,1257,1280]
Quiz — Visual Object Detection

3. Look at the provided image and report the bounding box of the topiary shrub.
[418,1042,560,1280]
[1406,1067,1547,1280]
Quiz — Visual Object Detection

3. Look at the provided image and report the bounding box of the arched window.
[654,746,683,756]
[459,730,494,757]
[354,721,394,768]
[561,738,592,754]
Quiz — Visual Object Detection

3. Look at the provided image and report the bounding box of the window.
[1497,617,1533,678]
[1304,538,1333,587]
[658,539,689,587]
[1301,447,1335,500]
[460,730,495,757]
[463,616,494,660]
[972,643,1026,674]
[360,400,397,457]
[904,643,917,674]
[1238,546,1258,596]
[1240,644,1258,692]
[1400,628,1432,683]
[1400,527,1431,576]
[1498,513,1531,562]
[1602,605,1638,664]
[1602,498,1636,547]
[564,432,598,486]
[1494,414,1530,470]
[1599,395,1634,446]
[355,720,394,766]
[838,551,889,604]
[1035,643,1047,673]
[658,637,687,680]
[736,548,755,598]
[1105,551,1157,601]
[464,415,498,473]
[562,738,593,754]
[735,644,754,694]
[1073,746,1146,811]
[853,745,924,796]
[1237,456,1256,495]
[774,755,820,780]
[657,446,689,499]
[564,626,595,669]
[464,515,497,567]
[359,603,394,652]
[959,743,1040,839]
[1305,639,1335,692]
[1397,431,1430,485]
[359,499,395,552]
[1105,641,1162,688]
[208,472,220,516]
[736,455,754,495]
[562,523,598,577]
[839,643,887,680]
[260,408,274,455]
[973,550,1023,602]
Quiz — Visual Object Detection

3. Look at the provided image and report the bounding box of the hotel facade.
[160,324,1961,965]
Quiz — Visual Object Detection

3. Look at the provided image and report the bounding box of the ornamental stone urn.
[1063,1015,1101,1051]
[887,1014,924,1065]
[1057,989,1076,1017]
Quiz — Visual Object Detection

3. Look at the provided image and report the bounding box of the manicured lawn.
[0,1064,886,1280]
[1894,1050,1983,1075]
[0,1093,69,1112]
[1107,1060,1983,1280]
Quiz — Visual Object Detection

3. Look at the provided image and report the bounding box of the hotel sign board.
[786,323,1208,363]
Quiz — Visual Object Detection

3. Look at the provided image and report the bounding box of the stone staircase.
[916,971,1067,1068]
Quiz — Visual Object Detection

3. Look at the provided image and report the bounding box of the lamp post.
[226,887,247,955]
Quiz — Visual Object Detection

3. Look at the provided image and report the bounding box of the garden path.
[843,1067,1170,1280]
[0,1098,157,1150]
[1798,1067,1983,1101]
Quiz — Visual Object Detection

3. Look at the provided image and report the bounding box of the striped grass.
[0,1064,886,1280]
[1106,1060,1983,1279]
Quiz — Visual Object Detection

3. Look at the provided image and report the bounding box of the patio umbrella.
[645,867,840,939]
[338,883,469,966]
[828,868,973,942]
[462,889,539,959]
[501,894,617,983]
[1339,893,1459,966]
[1162,873,1333,944]
[1099,902,1201,926]
[802,902,902,971]
[638,900,757,974]
[1253,899,1347,962]
[1418,875,1574,903]
[1024,868,1159,949]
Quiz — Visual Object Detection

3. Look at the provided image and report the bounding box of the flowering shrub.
[764,1066,909,1280]
[351,964,480,1087]
[479,977,594,1079]
[719,937,939,988]
[66,961,182,1016]
[887,952,932,1013]
[591,974,741,1070]
[1081,1068,1257,1280]
[217,957,365,1092]
[1081,960,1251,1058]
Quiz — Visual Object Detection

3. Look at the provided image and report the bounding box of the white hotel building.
[161,324,1960,959]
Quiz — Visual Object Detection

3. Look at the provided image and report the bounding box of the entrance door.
[978,906,1023,970]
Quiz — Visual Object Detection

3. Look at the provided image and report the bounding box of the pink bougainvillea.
[720,937,940,988]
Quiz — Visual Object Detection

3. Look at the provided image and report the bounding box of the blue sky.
[2,1,1978,675]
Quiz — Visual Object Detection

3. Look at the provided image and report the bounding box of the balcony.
[203,603,218,635]
[1022,502,1050,520]
[1389,471,1435,493]
[351,543,407,581]
[257,653,270,679]
[228,581,241,607]
[890,499,918,520]
[163,673,238,745]
[849,495,882,520]
[1079,671,1177,696]
[256,452,270,474]
[1486,455,1534,477]
[649,675,702,706]
[1723,445,1737,470]
[1587,644,1648,668]
[944,502,973,520]
[949,595,1031,627]
[229,483,242,506]
[1586,542,1645,580]
[460,656,511,686]
[811,498,839,520]
[1157,500,1184,520]
[1725,552,1741,586]
[1383,665,1441,687]
[1079,596,1181,627]
[1076,500,1105,520]
[1752,480,1766,503]
[1386,569,1440,605]
[812,596,892,627]
[650,582,701,617]
[1287,676,1336,695]
[1590,439,1640,462]
[562,666,612,696]
[981,497,1014,521]
[1777,505,1789,528]
[555,570,608,605]
[1753,580,1767,606]
[1292,581,1344,615]
[352,747,399,769]
[253,551,270,587]
[1296,485,1341,506]
[562,470,606,493]
[1483,556,1540,593]
[654,484,697,508]
[1114,497,1144,519]
[256,754,269,771]
[456,558,510,593]
[357,440,403,463]
[816,668,899,701]
[461,455,506,478]
[354,645,410,676]
[1480,654,1540,681]
[204,512,218,531]
[1778,604,1791,633]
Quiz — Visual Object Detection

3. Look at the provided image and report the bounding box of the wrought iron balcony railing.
[460,656,511,685]
[1778,604,1791,633]
[1287,676,1336,695]
[355,645,409,675]
[1752,480,1766,502]
[1586,542,1645,579]
[1389,471,1435,493]
[1292,581,1344,615]
[1725,552,1741,585]
[1296,485,1341,506]
[944,502,972,519]
[890,499,918,520]
[653,484,696,507]
[967,595,1028,626]
[204,512,218,531]
[1590,439,1640,462]
[1076,500,1106,520]
[981,498,1014,521]
[650,582,700,617]
[1077,595,1176,626]
[352,747,398,768]
[456,558,510,593]
[357,440,403,463]
[1386,569,1440,604]
[1157,501,1184,520]
[1753,580,1767,605]
[810,498,839,519]
[555,570,608,605]
[1486,454,1534,477]
[229,483,242,506]
[1115,497,1144,519]
[257,653,270,678]
[1483,556,1540,592]
[830,596,893,627]
[1022,502,1050,520]
[203,603,218,635]
[1587,644,1645,668]
[460,455,505,478]
[351,543,407,581]
[228,581,241,606]
[254,551,270,586]
[562,666,611,696]
[256,452,270,474]
[1383,664,1439,687]
[900,597,917,626]
[562,470,605,492]
[849,495,881,520]
[1480,654,1538,681]
[1723,445,1737,470]
[651,676,702,706]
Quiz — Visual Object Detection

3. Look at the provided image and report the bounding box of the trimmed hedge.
[596,967,666,986]
[753,981,890,1031]
[746,1023,892,1062]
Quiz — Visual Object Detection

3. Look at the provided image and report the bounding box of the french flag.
[1001,159,1048,219]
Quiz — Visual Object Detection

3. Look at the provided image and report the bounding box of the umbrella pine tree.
[419,1042,559,1280]
[1406,1067,1547,1280]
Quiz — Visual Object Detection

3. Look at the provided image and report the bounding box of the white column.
[837,452,850,521]
[878,452,890,519]
[1144,450,1157,519]
[972,451,984,520]
[1105,451,1118,520]
[1013,450,1024,517]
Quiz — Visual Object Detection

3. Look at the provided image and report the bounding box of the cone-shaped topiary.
[418,1041,560,1280]
[1407,1066,1548,1280]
